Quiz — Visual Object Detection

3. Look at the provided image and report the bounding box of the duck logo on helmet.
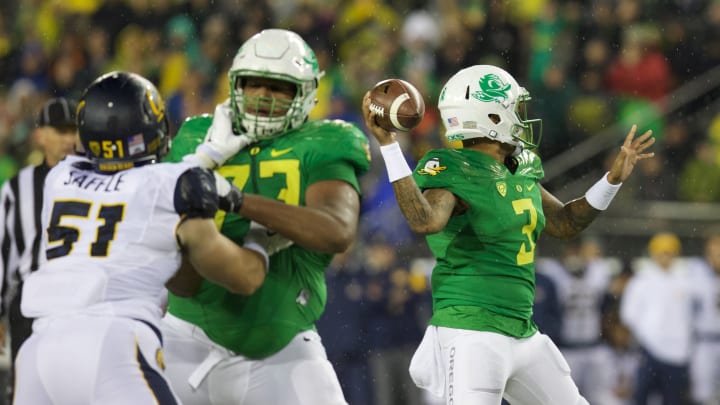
[473,74,511,103]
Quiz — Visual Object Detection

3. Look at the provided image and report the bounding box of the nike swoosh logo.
[270,148,293,157]
[526,183,535,191]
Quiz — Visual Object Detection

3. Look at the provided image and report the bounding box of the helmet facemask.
[229,72,312,141]
[509,91,542,150]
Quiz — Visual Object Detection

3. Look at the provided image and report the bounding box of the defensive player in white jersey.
[13,71,264,405]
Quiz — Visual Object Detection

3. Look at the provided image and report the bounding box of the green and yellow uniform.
[414,148,545,338]
[166,116,370,358]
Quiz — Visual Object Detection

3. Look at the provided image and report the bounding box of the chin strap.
[504,155,519,174]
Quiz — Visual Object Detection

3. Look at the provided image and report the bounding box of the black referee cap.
[37,97,78,130]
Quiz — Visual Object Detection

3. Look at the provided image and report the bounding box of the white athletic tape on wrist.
[242,241,270,271]
[379,142,412,182]
[182,151,217,169]
[196,143,224,168]
[585,172,622,210]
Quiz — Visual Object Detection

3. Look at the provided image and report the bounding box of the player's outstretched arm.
[167,167,268,296]
[176,218,268,295]
[213,166,357,254]
[361,92,457,234]
[542,124,654,239]
[237,181,360,254]
[540,186,600,239]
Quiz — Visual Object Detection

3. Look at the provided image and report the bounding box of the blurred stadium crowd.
[1,0,720,404]
[2,0,720,202]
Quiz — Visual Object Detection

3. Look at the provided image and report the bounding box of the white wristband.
[243,241,270,271]
[585,172,622,210]
[379,142,412,182]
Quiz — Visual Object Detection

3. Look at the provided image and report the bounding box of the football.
[368,79,425,132]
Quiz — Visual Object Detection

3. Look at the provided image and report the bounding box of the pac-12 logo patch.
[417,158,447,176]
[496,182,507,197]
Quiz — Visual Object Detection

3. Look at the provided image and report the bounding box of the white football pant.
[412,326,589,405]
[160,313,347,405]
[14,316,179,404]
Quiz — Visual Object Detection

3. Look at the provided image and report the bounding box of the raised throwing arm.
[361,92,459,234]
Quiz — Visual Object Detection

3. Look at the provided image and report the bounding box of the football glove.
[185,101,252,169]
[244,221,294,256]
[214,172,244,213]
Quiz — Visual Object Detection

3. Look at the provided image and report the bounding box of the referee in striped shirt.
[0,97,78,401]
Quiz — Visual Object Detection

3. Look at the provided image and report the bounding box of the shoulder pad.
[279,120,370,175]
[414,149,467,187]
[173,167,218,219]
[181,114,213,130]
[166,115,213,163]
[416,149,463,170]
[293,119,367,144]
[516,150,544,180]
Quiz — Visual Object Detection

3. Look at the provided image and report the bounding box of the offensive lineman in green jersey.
[362,65,655,405]
[160,29,370,405]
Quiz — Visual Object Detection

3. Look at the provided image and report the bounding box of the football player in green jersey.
[160,29,371,405]
[362,64,655,405]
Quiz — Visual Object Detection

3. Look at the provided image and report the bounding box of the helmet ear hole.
[464,85,470,100]
[488,114,501,124]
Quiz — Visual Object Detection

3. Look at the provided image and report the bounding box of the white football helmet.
[229,29,324,140]
[438,65,542,149]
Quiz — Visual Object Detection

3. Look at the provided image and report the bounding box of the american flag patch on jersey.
[128,134,146,155]
[447,117,459,127]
